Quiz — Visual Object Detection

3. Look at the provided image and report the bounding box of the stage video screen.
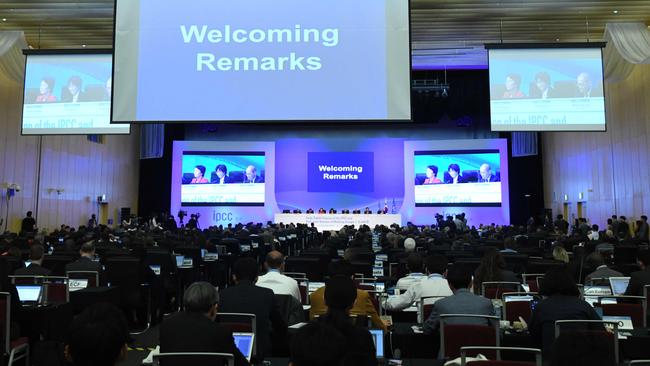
[488,46,606,131]
[414,150,502,206]
[22,52,129,135]
[181,152,265,206]
[113,0,411,122]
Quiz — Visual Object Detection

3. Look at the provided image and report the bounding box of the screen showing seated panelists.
[181,152,265,206]
[414,150,502,206]
[22,52,130,135]
[488,46,606,131]
[112,0,411,122]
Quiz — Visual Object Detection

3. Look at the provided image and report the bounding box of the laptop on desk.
[369,329,384,359]
[609,277,631,296]
[16,285,43,306]
[233,332,255,362]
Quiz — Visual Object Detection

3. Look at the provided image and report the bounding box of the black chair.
[104,257,151,330]
[284,257,322,281]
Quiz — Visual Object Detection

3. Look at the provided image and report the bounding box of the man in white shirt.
[384,255,452,312]
[256,250,301,302]
[395,253,426,292]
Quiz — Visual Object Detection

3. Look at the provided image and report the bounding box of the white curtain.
[0,31,27,85]
[604,23,650,83]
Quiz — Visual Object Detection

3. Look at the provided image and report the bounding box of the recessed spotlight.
[613,10,619,14]
[2,18,6,22]
[82,44,87,48]
[556,38,560,42]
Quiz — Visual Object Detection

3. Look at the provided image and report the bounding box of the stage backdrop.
[171,138,509,227]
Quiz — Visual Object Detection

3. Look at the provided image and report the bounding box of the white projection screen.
[112,0,411,123]
[22,50,130,135]
[487,43,606,132]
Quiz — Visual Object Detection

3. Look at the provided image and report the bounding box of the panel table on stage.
[274,213,402,231]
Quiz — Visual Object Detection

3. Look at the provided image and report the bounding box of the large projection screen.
[112,0,411,123]
[487,43,606,132]
[22,51,130,135]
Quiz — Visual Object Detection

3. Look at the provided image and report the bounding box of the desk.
[274,213,402,231]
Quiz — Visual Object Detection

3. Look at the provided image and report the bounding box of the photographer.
[186,213,200,230]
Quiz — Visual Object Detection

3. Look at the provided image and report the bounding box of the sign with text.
[307,152,374,192]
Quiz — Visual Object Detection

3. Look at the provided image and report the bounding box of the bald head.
[265,250,284,270]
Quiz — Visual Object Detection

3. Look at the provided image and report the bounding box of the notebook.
[233,332,255,361]
[369,329,384,358]
[609,277,630,296]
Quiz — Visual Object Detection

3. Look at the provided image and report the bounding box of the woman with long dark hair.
[473,248,518,294]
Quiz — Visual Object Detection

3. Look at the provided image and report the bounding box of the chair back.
[42,255,73,276]
[481,282,521,299]
[554,320,619,364]
[297,280,308,305]
[153,352,234,366]
[215,313,257,357]
[66,271,99,287]
[587,277,611,286]
[418,295,446,323]
[9,275,43,285]
[0,292,9,354]
[501,292,538,323]
[440,314,500,359]
[521,274,544,292]
[599,295,646,328]
[460,346,542,366]
[43,276,69,304]
[644,285,650,328]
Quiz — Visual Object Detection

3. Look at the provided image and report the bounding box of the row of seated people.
[60,246,650,366]
[5,236,648,364]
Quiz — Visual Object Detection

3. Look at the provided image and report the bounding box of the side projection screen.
[487,44,606,132]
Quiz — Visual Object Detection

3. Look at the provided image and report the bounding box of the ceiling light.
[1,18,6,22]
[82,44,86,48]
[613,10,619,14]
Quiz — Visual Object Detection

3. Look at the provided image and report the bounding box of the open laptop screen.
[369,329,384,358]
[16,285,42,302]
[603,315,633,331]
[609,277,630,296]
[233,333,254,361]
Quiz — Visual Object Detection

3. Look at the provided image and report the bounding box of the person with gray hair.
[160,282,250,366]
[403,237,416,252]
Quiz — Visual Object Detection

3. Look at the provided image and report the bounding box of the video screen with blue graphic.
[307,152,374,193]
[181,151,265,206]
[414,150,502,206]
[113,0,411,122]
[488,46,606,131]
[22,53,129,135]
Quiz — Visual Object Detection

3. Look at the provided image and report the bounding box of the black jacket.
[14,263,51,276]
[218,281,287,357]
[64,256,104,285]
[624,267,650,296]
[529,295,601,360]
[160,312,249,366]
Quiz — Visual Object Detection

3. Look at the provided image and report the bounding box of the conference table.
[274,213,402,231]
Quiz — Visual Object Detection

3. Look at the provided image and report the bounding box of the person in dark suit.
[65,242,105,285]
[289,321,347,366]
[423,265,495,334]
[624,250,650,296]
[530,71,556,99]
[21,211,36,235]
[219,258,286,358]
[160,282,250,366]
[584,252,622,284]
[15,244,51,276]
[317,276,377,366]
[211,164,233,184]
[444,164,466,184]
[243,165,264,183]
[529,267,601,361]
[575,72,603,98]
[638,215,650,243]
[477,163,499,183]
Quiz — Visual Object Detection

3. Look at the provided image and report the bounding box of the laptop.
[203,252,218,261]
[149,265,162,276]
[16,285,42,305]
[369,329,384,358]
[609,277,631,296]
[233,332,255,362]
[69,279,89,292]
[583,285,612,296]
[603,315,634,331]
[308,282,325,293]
[240,245,251,253]
[175,255,184,267]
